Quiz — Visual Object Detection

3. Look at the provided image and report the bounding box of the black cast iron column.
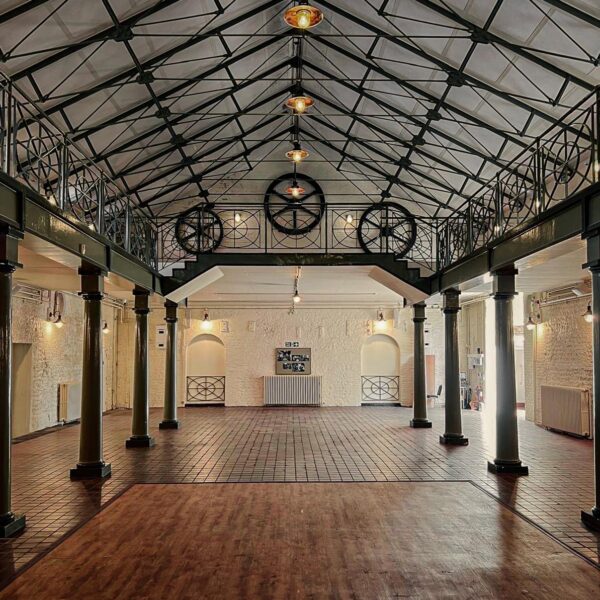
[70,265,111,479]
[488,267,528,475]
[410,302,431,428]
[0,226,25,537]
[126,288,155,448]
[440,288,468,445]
[159,300,179,430]
[582,232,600,530]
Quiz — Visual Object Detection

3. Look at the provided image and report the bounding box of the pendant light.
[287,181,305,199]
[284,3,324,30]
[285,95,314,114]
[286,142,309,163]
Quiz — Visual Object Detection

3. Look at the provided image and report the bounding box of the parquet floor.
[0,406,598,593]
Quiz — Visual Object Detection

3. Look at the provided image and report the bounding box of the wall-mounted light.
[583,303,593,323]
[102,321,110,334]
[293,290,301,304]
[234,212,242,224]
[374,311,387,332]
[54,314,64,329]
[525,315,536,331]
[201,310,213,331]
[345,213,354,224]
[284,3,324,29]
[292,266,302,304]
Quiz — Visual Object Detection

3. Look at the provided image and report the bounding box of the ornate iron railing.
[186,376,225,404]
[361,376,400,403]
[437,90,600,269]
[156,204,439,273]
[0,75,157,268]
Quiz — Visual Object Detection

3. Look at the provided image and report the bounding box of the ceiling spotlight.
[287,183,305,199]
[584,304,593,323]
[284,4,324,30]
[286,144,309,163]
[102,321,110,334]
[285,95,314,114]
[525,315,536,331]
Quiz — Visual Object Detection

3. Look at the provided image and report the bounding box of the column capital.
[133,287,151,315]
[78,262,105,300]
[412,302,426,323]
[492,266,517,299]
[442,288,460,313]
[165,300,178,323]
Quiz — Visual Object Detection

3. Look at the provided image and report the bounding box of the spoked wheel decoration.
[542,121,594,202]
[175,204,224,254]
[264,173,325,235]
[357,201,417,257]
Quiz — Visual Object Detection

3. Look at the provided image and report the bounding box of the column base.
[581,508,600,532]
[439,434,469,446]
[70,462,112,480]
[0,513,26,538]
[126,435,155,448]
[487,460,529,476]
[410,419,432,428]
[159,420,180,430]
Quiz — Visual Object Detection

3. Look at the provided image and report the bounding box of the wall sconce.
[345,213,354,224]
[201,310,213,331]
[234,212,242,224]
[583,303,593,323]
[53,314,64,329]
[374,311,387,332]
[525,315,536,331]
[102,321,110,334]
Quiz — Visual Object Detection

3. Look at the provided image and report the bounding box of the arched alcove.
[186,334,226,405]
[360,334,400,404]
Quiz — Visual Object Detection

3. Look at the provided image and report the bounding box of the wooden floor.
[2,482,599,600]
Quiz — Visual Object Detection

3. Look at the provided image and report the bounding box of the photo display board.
[276,348,312,375]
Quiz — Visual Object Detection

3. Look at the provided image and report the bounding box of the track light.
[284,4,324,29]
[584,304,593,323]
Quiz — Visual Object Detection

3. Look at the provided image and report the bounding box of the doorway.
[186,334,226,405]
[12,343,33,438]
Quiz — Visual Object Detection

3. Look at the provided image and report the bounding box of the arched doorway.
[360,334,400,405]
[186,334,226,405]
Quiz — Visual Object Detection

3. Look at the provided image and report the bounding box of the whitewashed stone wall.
[12,293,118,432]
[117,305,434,408]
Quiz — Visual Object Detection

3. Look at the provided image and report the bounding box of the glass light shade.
[286,147,309,163]
[54,315,64,329]
[201,313,213,330]
[584,305,593,323]
[525,316,535,331]
[285,95,314,113]
[293,292,301,304]
[234,212,242,223]
[284,5,323,29]
[346,214,353,224]
[102,321,110,334]
[287,185,305,199]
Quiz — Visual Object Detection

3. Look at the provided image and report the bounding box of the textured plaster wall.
[527,296,593,423]
[117,305,426,408]
[424,307,445,403]
[458,300,486,401]
[12,293,118,433]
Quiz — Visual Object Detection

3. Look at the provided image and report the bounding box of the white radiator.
[264,375,322,407]
[540,384,591,438]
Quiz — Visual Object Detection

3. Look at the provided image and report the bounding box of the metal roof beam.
[0,0,52,25]
[541,0,600,29]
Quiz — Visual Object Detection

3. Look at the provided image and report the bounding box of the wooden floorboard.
[1,481,599,599]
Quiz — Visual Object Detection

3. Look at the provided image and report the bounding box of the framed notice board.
[275,348,312,375]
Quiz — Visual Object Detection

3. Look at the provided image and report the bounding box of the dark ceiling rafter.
[138,126,295,207]
[316,0,581,131]
[541,0,600,31]
[412,0,594,95]
[25,0,284,118]
[0,0,52,26]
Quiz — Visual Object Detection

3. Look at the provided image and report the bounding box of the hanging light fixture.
[285,95,314,114]
[287,181,305,199]
[201,310,213,331]
[286,142,309,163]
[284,3,324,30]
[583,303,593,323]
[293,266,302,304]
[293,290,301,304]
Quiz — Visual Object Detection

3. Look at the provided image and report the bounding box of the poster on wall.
[276,348,311,375]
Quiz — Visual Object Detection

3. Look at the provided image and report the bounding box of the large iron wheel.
[175,205,223,254]
[264,173,325,235]
[357,201,416,257]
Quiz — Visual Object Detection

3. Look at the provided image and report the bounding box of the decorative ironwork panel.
[187,376,225,404]
[361,376,400,403]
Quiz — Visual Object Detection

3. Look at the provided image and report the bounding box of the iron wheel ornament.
[175,205,223,254]
[264,173,325,235]
[357,201,416,257]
